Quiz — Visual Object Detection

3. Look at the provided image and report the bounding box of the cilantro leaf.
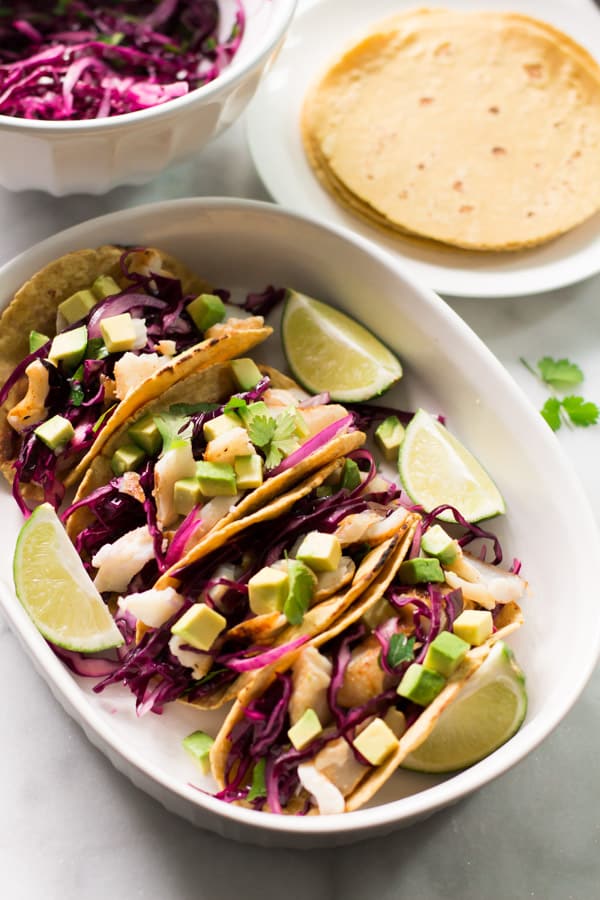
[283,560,314,625]
[273,409,297,441]
[561,395,599,427]
[154,411,193,451]
[247,415,276,448]
[387,633,415,669]
[69,383,85,407]
[264,444,284,469]
[540,397,562,431]
[537,357,584,389]
[223,396,247,415]
[247,759,267,801]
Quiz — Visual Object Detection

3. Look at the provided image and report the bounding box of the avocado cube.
[58,289,98,325]
[296,531,342,573]
[421,524,460,566]
[423,631,469,677]
[375,415,405,462]
[234,454,263,490]
[92,274,120,300]
[248,566,289,616]
[182,730,214,775]
[283,559,316,625]
[288,708,323,751]
[34,414,74,452]
[397,663,446,706]
[361,597,396,631]
[453,609,493,646]
[294,410,311,439]
[29,330,50,353]
[174,477,204,517]
[315,485,334,499]
[238,401,269,428]
[340,458,361,491]
[397,557,445,584]
[231,358,263,391]
[186,293,226,332]
[128,415,162,456]
[196,460,237,496]
[353,717,400,765]
[48,325,88,371]
[100,313,137,353]
[111,443,146,476]
[203,411,242,443]
[171,603,226,651]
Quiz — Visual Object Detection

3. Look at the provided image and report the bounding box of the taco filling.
[0,246,271,512]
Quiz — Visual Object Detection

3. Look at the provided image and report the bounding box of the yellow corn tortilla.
[0,245,272,501]
[67,362,365,549]
[302,9,600,251]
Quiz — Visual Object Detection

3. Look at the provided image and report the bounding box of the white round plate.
[246,0,600,298]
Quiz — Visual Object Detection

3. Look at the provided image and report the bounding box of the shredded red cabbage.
[0,2,245,121]
[421,504,504,565]
[268,413,355,477]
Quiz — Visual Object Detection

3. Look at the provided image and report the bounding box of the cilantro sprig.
[386,633,415,670]
[521,356,598,431]
[247,408,299,469]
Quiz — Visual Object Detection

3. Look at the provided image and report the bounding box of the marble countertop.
[1,113,599,900]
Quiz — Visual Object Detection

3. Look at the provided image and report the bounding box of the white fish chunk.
[92,525,155,593]
[289,646,333,726]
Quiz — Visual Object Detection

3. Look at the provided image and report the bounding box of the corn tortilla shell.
[302,9,600,250]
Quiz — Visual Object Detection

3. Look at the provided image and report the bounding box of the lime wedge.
[399,408,505,522]
[402,641,527,773]
[281,290,402,401]
[13,503,123,652]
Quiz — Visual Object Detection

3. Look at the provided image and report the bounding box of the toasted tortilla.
[302,9,600,251]
[0,245,272,501]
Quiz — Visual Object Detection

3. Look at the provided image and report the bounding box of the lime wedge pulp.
[13,503,123,653]
[281,290,403,402]
[402,641,527,773]
[399,408,505,522]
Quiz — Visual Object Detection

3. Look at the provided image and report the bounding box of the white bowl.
[1,198,598,847]
[0,0,297,196]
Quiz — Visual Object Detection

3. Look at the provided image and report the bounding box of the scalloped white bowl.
[0,0,297,195]
[1,198,599,847]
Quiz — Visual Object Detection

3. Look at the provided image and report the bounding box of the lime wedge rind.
[281,290,403,402]
[13,503,123,653]
[399,408,505,523]
[401,642,527,774]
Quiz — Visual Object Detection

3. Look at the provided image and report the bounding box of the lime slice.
[399,408,505,522]
[13,503,123,652]
[281,290,402,401]
[402,641,527,773]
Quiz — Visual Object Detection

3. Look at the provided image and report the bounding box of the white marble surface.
[1,111,600,899]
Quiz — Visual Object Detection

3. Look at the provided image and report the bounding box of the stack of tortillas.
[302,9,600,251]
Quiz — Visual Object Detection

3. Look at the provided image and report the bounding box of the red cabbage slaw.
[2,248,220,515]
[0,1,244,121]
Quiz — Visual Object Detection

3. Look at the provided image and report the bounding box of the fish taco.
[0,245,272,511]
[207,512,526,814]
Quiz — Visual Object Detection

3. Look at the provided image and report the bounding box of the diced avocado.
[174,477,203,517]
[238,401,269,428]
[283,559,316,625]
[296,531,342,573]
[29,330,49,353]
[128,414,162,456]
[361,597,396,630]
[203,411,242,443]
[423,630,469,677]
[48,325,88,370]
[340,458,361,491]
[397,663,446,706]
[234,454,263,490]
[288,708,323,751]
[186,293,226,332]
[58,289,97,326]
[247,758,267,801]
[111,443,146,476]
[294,410,310,440]
[99,312,137,353]
[375,415,405,462]
[92,274,120,300]
[231,358,263,391]
[196,460,237,496]
[397,557,445,584]
[248,565,289,616]
[453,609,493,646]
[421,524,460,566]
[316,485,334,499]
[383,707,407,738]
[171,603,226,651]
[34,414,74,451]
[182,730,214,775]
[353,717,399,765]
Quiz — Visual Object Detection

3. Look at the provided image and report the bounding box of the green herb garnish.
[521,356,598,431]
[386,633,415,669]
